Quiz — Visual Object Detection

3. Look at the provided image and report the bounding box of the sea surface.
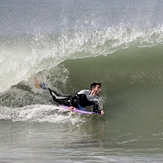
[0,0,163,162]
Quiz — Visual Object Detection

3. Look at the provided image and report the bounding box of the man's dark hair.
[90,82,101,90]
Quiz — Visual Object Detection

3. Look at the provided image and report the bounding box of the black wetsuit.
[48,88,101,113]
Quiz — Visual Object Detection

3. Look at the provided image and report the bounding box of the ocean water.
[0,0,163,162]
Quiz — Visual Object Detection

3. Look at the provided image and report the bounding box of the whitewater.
[0,0,163,162]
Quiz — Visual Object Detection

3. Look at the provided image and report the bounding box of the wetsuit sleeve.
[70,94,79,107]
[92,100,101,113]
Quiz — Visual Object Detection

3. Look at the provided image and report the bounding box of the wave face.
[0,1,163,157]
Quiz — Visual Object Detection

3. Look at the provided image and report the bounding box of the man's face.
[94,84,101,96]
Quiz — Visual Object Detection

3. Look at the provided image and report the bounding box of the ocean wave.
[0,25,163,92]
[0,31,163,138]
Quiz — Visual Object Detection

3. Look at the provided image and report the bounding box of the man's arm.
[92,101,105,115]
[69,94,79,111]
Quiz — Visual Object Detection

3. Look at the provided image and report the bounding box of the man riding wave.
[34,77,104,115]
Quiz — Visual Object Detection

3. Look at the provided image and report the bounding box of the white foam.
[0,105,86,124]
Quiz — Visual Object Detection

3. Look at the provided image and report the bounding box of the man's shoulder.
[77,90,90,95]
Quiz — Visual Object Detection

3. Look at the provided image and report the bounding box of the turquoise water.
[0,0,163,162]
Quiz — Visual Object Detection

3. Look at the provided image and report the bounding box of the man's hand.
[70,106,74,112]
[101,110,105,116]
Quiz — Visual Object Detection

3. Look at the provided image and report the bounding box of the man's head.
[90,82,101,96]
